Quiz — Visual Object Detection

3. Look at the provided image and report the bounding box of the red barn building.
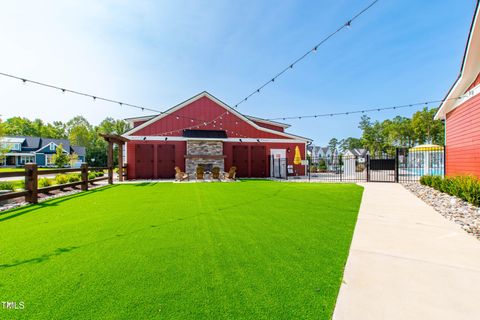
[435,2,480,178]
[122,92,311,179]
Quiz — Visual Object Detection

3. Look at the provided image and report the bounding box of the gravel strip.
[402,182,480,240]
[0,182,108,213]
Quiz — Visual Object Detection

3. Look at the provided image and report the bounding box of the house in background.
[343,148,369,162]
[435,1,480,178]
[123,91,311,179]
[308,145,336,160]
[0,136,86,167]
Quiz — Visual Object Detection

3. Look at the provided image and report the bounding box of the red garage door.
[250,146,266,177]
[157,144,175,179]
[232,145,249,177]
[135,144,154,179]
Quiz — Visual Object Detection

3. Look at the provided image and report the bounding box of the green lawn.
[0,181,363,319]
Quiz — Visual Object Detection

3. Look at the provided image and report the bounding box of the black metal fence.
[277,146,445,183]
[307,154,368,182]
[396,146,445,182]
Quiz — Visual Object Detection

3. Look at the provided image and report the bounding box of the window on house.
[50,144,55,151]
[19,156,35,165]
[2,142,20,150]
[45,154,54,166]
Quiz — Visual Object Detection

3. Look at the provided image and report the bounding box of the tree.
[328,138,338,154]
[383,116,415,148]
[339,137,363,153]
[358,115,391,156]
[51,143,70,167]
[411,107,444,145]
[67,116,93,147]
[3,117,38,136]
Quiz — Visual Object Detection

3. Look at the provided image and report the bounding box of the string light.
[0,71,215,124]
[232,0,379,108]
[265,97,462,121]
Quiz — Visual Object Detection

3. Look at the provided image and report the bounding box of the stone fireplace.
[185,140,225,174]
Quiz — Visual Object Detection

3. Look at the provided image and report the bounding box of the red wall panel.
[251,120,285,132]
[127,141,186,180]
[223,142,306,176]
[446,93,480,178]
[131,96,295,140]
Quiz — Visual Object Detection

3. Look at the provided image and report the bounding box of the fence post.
[81,163,89,191]
[108,142,114,184]
[394,148,399,183]
[25,163,38,204]
[366,155,370,182]
[308,159,311,182]
[443,146,446,177]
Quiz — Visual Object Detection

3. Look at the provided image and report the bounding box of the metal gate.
[367,156,396,182]
[306,146,445,183]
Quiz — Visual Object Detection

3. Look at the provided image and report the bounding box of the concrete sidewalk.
[333,183,480,320]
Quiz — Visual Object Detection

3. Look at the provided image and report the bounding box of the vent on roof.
[182,130,227,139]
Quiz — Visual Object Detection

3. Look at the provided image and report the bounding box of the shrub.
[457,176,480,206]
[13,180,25,191]
[420,175,480,207]
[0,182,14,191]
[38,178,53,188]
[420,175,431,186]
[318,159,327,171]
[88,172,97,180]
[67,173,81,183]
[431,176,443,191]
[55,174,69,185]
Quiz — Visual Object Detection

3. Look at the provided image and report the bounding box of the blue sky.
[0,0,476,145]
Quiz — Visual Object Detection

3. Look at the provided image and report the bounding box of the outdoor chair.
[211,167,221,180]
[196,165,205,181]
[223,166,237,181]
[174,166,189,181]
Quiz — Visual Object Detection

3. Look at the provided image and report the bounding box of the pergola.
[100,133,129,183]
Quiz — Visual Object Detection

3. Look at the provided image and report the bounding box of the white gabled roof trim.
[123,91,311,142]
[245,115,291,128]
[435,2,480,120]
[36,142,69,154]
[127,136,307,143]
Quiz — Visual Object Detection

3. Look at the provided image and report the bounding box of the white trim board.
[127,136,307,144]
[448,84,480,112]
[435,3,480,120]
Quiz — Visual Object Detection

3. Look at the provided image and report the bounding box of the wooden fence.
[0,163,127,204]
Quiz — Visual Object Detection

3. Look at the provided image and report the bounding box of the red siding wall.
[251,120,285,132]
[132,96,292,140]
[223,142,306,176]
[133,120,147,128]
[446,93,480,177]
[126,141,186,179]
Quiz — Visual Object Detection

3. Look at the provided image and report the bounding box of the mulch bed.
[0,182,108,213]
[403,182,480,240]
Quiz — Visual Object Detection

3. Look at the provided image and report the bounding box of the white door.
[270,149,286,178]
